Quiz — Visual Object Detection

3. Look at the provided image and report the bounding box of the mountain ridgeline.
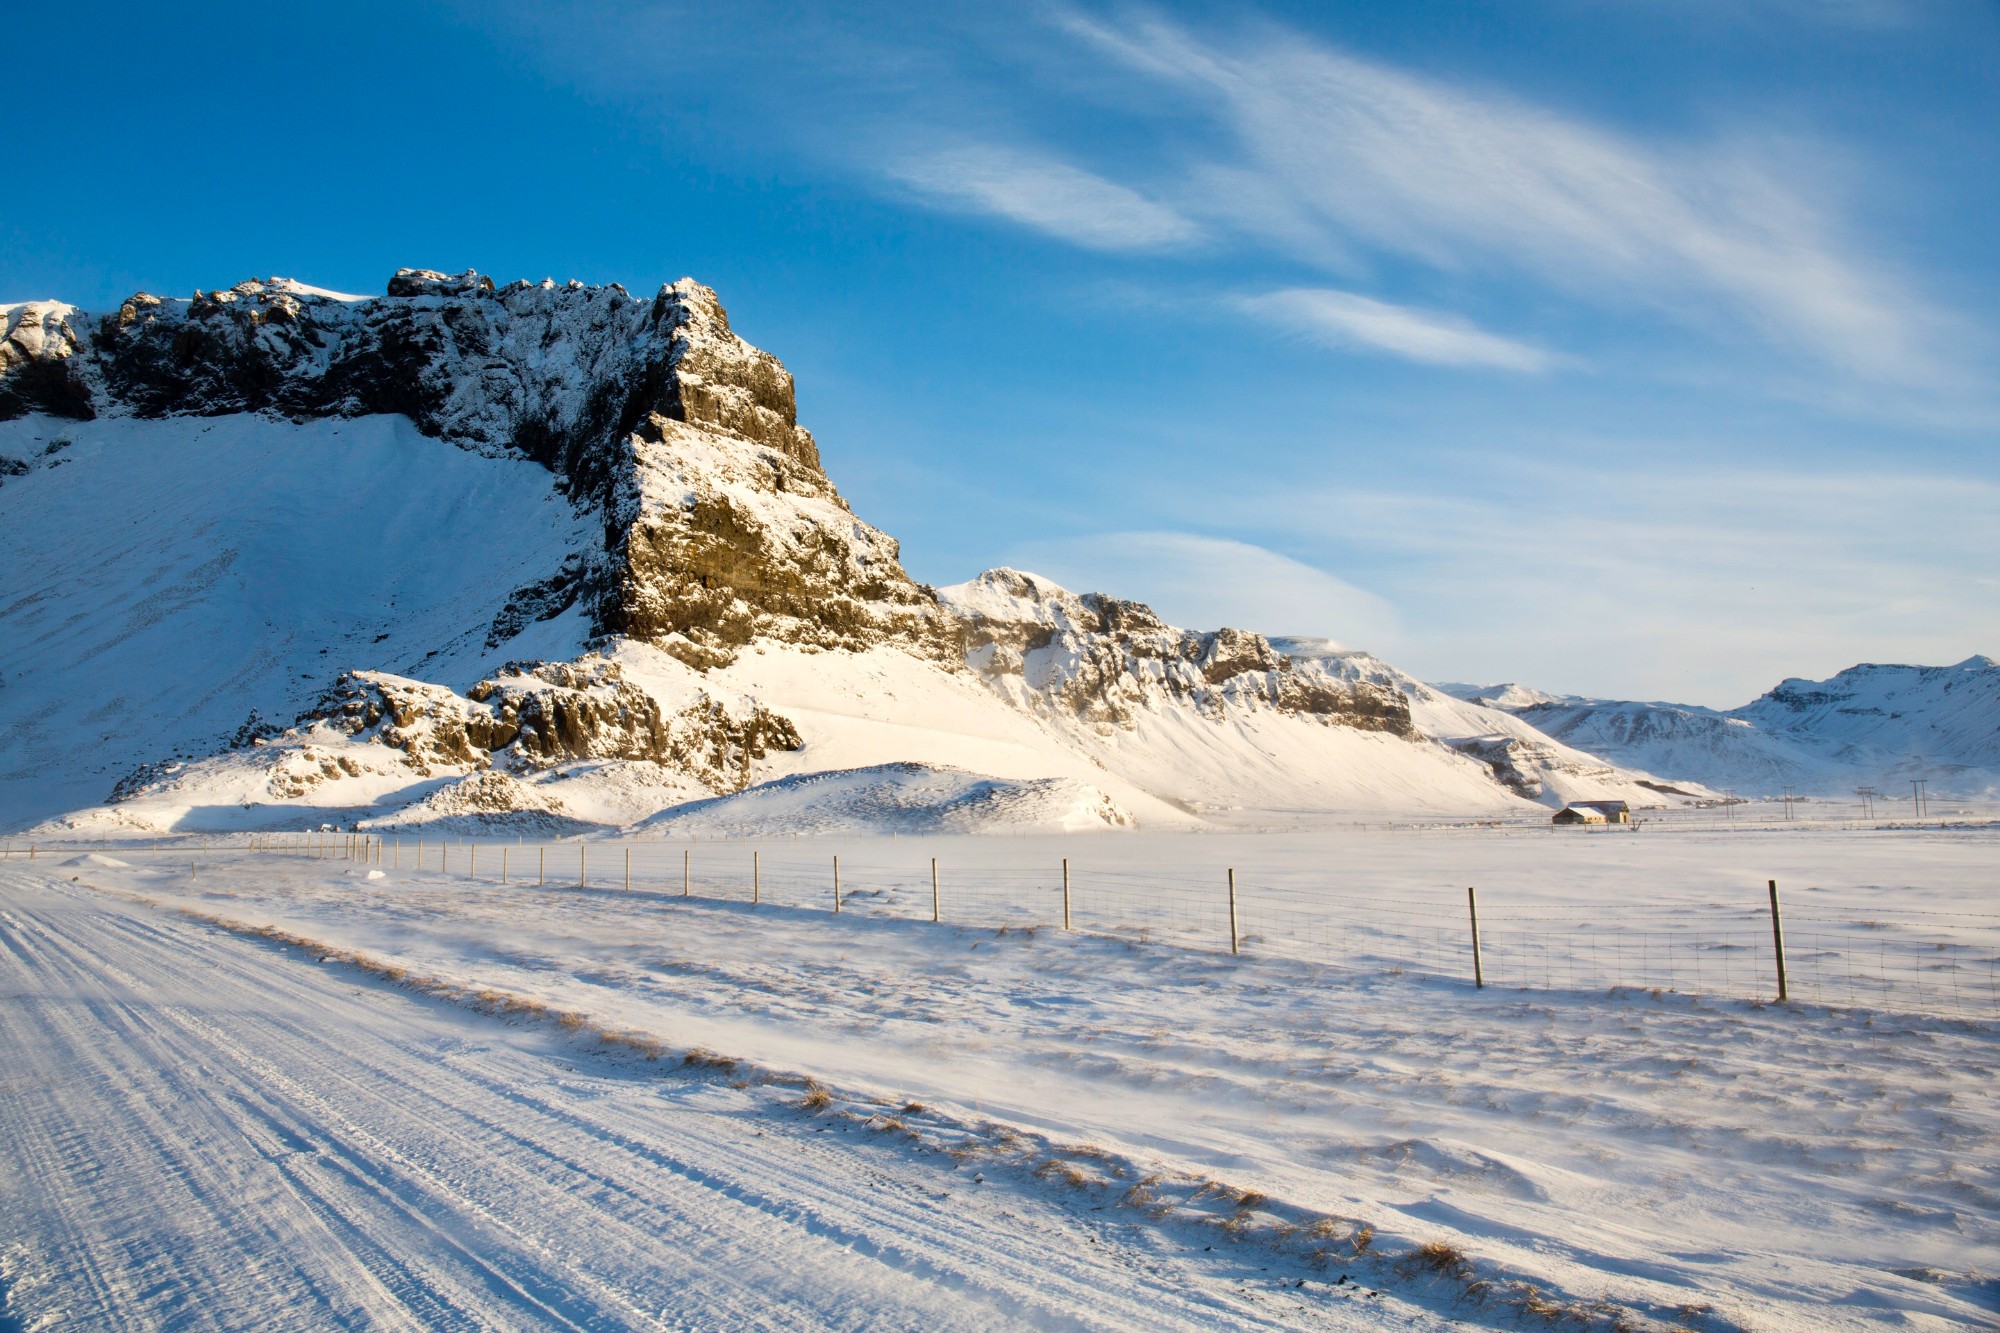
[1,269,1489,833]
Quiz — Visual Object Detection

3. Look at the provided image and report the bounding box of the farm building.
[1553,800,1631,825]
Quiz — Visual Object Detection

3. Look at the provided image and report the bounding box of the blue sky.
[8,0,1997,704]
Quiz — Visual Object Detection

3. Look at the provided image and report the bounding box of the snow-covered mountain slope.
[935,574,1664,819]
[2,267,1707,833]
[0,412,594,827]
[1454,658,2000,797]
[3,271,956,668]
[1275,641,1712,806]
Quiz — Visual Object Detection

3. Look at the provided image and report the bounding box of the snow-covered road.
[0,871,1430,1331]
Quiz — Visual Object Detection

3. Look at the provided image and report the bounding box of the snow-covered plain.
[7,823,1995,1329]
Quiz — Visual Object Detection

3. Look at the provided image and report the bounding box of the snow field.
[0,412,592,828]
[53,819,1990,1018]
[0,873,1429,1331]
[29,824,2000,1329]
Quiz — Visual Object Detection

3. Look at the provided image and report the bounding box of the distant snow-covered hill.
[0,268,1701,834]
[1446,659,2000,798]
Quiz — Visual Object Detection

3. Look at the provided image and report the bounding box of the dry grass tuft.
[555,1011,589,1034]
[1351,1223,1375,1254]
[1516,1287,1567,1320]
[902,1101,926,1114]
[683,1048,736,1072]
[1403,1239,1471,1279]
[1034,1159,1090,1189]
[873,1117,906,1134]
[801,1082,834,1113]
[600,1030,666,1060]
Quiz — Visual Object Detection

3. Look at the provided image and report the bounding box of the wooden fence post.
[1062,857,1071,930]
[1768,879,1789,1002]
[469,845,476,878]
[1227,869,1239,955]
[538,846,545,886]
[625,846,631,892]
[1468,886,1484,989]
[683,848,690,898]
[579,842,586,888]
[753,851,761,905]
[833,855,841,913]
[501,846,508,883]
[931,858,940,922]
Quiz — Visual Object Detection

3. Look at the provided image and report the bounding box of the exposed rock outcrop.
[307,657,802,791]
[938,569,1413,735]
[0,272,954,667]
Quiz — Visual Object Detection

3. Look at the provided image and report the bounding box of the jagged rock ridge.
[1,273,954,668]
[2,266,1694,831]
[939,569,1414,734]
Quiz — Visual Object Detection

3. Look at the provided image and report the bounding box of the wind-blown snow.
[0,412,591,827]
[1,869,1389,1331]
[13,823,1996,1329]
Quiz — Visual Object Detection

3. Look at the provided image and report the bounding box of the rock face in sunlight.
[1,266,1702,834]
[940,568,1413,735]
[0,272,956,669]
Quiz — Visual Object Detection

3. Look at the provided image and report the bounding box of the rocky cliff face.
[106,656,803,814]
[938,569,1413,735]
[308,657,802,792]
[0,272,955,668]
[5,267,1496,832]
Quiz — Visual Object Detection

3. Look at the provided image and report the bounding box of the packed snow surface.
[7,824,1996,1329]
[1,872,1386,1331]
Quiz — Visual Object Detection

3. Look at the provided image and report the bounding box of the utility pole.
[1856,786,1877,819]
[1911,778,1928,820]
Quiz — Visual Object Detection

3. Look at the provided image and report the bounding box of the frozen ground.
[1,870,1449,1332]
[3,824,1995,1330]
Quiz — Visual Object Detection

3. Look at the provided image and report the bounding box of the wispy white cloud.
[888,145,1202,252]
[1237,288,1558,372]
[1055,12,1943,385]
[1001,531,1401,649]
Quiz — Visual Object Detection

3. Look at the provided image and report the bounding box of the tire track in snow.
[33,898,1049,1329]
[0,874,1413,1331]
[0,902,411,1329]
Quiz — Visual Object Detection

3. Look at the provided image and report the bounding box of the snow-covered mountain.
[1446,659,2000,798]
[2,269,1694,833]
[1277,642,1706,807]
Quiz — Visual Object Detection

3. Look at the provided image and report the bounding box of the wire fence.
[7,832,1997,1020]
